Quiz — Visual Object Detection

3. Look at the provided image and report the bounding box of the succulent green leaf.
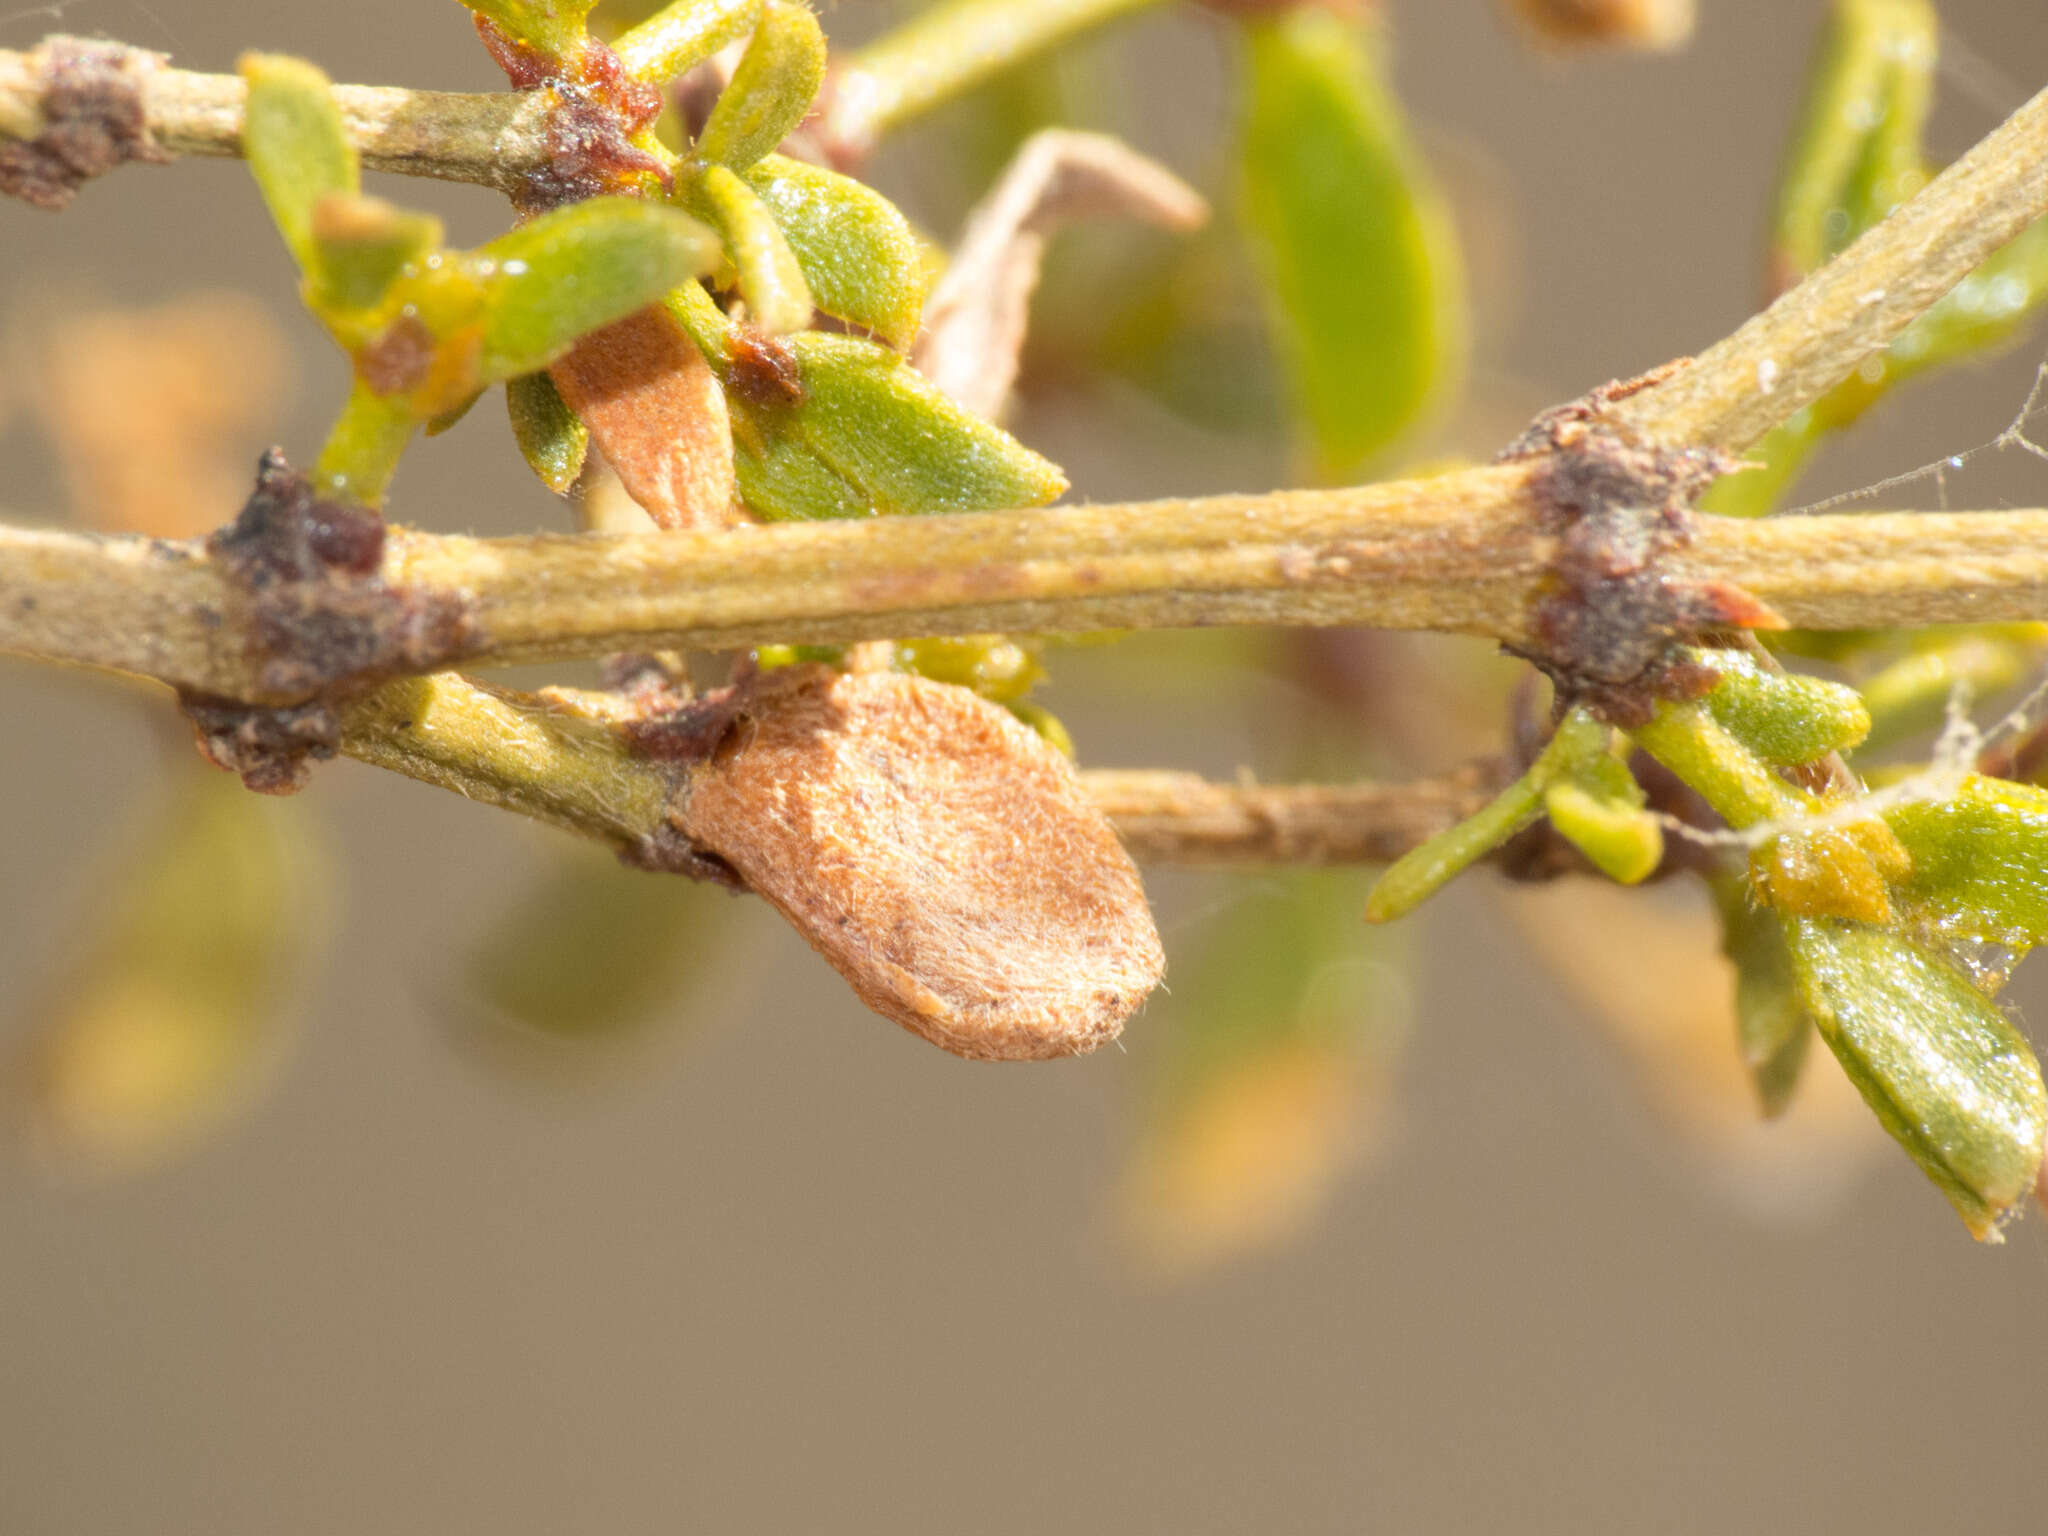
[1235,7,1464,482]
[1543,752,1662,886]
[1366,710,1607,922]
[1714,879,1814,1116]
[239,53,359,274]
[1788,917,2047,1239]
[506,371,590,494]
[456,0,598,60]
[1886,776,2048,955]
[725,331,1067,520]
[695,0,828,171]
[1630,699,1814,832]
[474,198,720,381]
[744,154,932,349]
[308,194,443,314]
[1696,647,1871,765]
[613,0,762,84]
[691,162,814,334]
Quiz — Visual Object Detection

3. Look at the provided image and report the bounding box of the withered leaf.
[673,666,1163,1060]
[548,303,740,531]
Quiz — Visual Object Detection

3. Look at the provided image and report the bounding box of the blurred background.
[5,1,2048,1530]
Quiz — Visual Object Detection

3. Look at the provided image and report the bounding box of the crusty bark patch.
[0,37,169,211]
[670,666,1164,1060]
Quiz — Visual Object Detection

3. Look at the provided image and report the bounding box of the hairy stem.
[1613,76,2048,451]
[4,488,2048,701]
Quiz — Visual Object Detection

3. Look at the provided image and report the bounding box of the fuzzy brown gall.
[550,306,742,532]
[664,665,1164,1061]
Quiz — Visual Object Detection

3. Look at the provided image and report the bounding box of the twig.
[5,487,2048,702]
[328,670,1506,867]
[1612,77,2048,452]
[0,46,546,193]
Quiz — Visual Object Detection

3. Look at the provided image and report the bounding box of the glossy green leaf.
[1543,751,1661,886]
[239,53,359,274]
[1697,647,1871,765]
[1714,879,1813,1116]
[507,371,590,494]
[725,331,1067,519]
[691,162,814,334]
[474,198,720,381]
[744,154,932,348]
[613,0,761,85]
[1788,917,2047,1238]
[457,0,598,60]
[308,194,443,314]
[1235,7,1464,482]
[1886,776,2048,954]
[695,0,827,170]
[465,847,730,1041]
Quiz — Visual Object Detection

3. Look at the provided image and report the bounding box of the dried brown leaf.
[672,665,1164,1060]
[914,130,1208,422]
[548,303,740,531]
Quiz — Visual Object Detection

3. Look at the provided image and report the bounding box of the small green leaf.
[308,194,443,313]
[1543,751,1662,885]
[1788,916,2047,1239]
[1696,647,1871,765]
[1235,7,1464,482]
[744,154,932,348]
[613,0,762,85]
[474,198,720,381]
[456,0,598,60]
[1714,879,1814,1116]
[695,0,828,171]
[691,162,815,334]
[1886,776,2048,955]
[725,331,1067,519]
[506,371,590,494]
[239,53,359,273]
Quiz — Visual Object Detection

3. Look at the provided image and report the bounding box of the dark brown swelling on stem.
[179,452,475,792]
[1497,367,1778,724]
[0,37,168,210]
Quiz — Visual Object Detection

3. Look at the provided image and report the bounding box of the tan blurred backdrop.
[5,2,2048,1531]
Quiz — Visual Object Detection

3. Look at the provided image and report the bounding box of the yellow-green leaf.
[239,53,359,274]
[691,162,814,334]
[725,331,1067,519]
[1886,776,2048,955]
[308,193,443,314]
[456,0,599,60]
[1787,917,2046,1239]
[1697,647,1871,765]
[1235,7,1464,482]
[695,0,827,170]
[612,0,762,85]
[745,153,932,349]
[475,198,720,381]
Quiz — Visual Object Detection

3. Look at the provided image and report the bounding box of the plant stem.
[5,488,2048,702]
[336,674,674,847]
[312,385,416,508]
[330,670,1505,867]
[832,0,1166,148]
[1613,75,2048,452]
